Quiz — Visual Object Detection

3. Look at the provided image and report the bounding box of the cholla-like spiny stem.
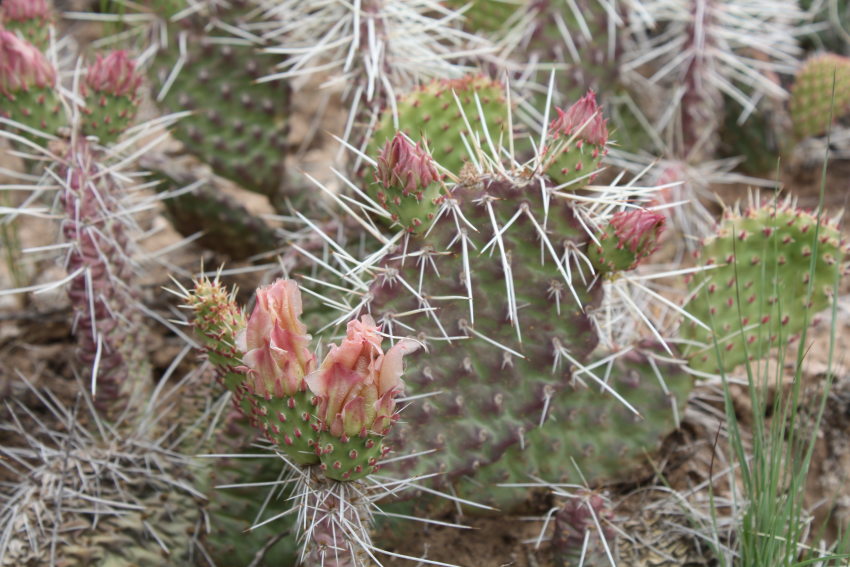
[60,138,139,409]
[258,0,492,126]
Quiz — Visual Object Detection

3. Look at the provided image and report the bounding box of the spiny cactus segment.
[373,132,444,233]
[683,199,848,374]
[543,90,609,187]
[588,209,666,272]
[0,0,54,49]
[0,30,61,140]
[369,75,509,176]
[81,51,143,145]
[789,53,850,140]
[149,6,290,205]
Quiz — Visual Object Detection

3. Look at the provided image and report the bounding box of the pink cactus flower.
[609,209,666,256]
[0,30,55,95]
[1,0,51,21]
[549,90,608,146]
[374,132,439,196]
[306,316,419,438]
[237,279,316,398]
[85,51,142,98]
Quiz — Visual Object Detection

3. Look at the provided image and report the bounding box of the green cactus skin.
[199,449,299,567]
[317,430,386,481]
[150,5,290,207]
[369,75,509,178]
[152,169,281,260]
[0,32,62,142]
[789,54,850,140]
[247,390,321,467]
[682,201,848,374]
[0,0,54,51]
[444,0,527,33]
[463,347,691,511]
[587,209,666,273]
[363,173,602,484]
[372,132,445,234]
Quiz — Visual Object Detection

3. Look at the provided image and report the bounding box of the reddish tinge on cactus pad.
[0,30,61,137]
[373,132,444,233]
[0,0,53,49]
[543,89,609,187]
[82,50,143,145]
[588,209,666,272]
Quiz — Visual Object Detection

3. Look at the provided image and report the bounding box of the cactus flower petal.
[307,316,419,438]
[238,279,315,397]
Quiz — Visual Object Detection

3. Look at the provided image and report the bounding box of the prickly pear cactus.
[365,172,602,483]
[0,30,62,141]
[149,1,290,206]
[152,166,281,260]
[461,347,690,511]
[368,75,509,176]
[0,0,54,50]
[444,0,527,33]
[789,53,850,140]
[543,90,609,187]
[682,199,848,374]
[81,51,142,146]
[372,132,445,233]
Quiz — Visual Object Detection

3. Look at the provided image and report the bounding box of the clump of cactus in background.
[790,53,850,139]
[683,197,848,374]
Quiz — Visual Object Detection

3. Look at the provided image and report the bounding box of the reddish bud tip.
[548,90,608,146]
[374,132,439,196]
[0,30,55,95]
[85,51,142,98]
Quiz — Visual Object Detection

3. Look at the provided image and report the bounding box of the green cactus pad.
[369,75,509,177]
[0,1,54,50]
[317,431,386,481]
[153,169,281,260]
[248,389,321,466]
[444,0,527,33]
[150,11,290,205]
[463,347,691,510]
[0,84,62,141]
[365,174,601,483]
[790,54,850,140]
[82,91,139,146]
[682,200,847,374]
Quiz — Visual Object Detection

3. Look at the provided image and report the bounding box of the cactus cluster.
[3,1,850,566]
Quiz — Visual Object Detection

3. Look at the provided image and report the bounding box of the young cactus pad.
[682,200,847,374]
[368,75,509,177]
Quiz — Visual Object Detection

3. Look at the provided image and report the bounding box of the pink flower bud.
[85,51,142,98]
[0,30,55,95]
[609,209,666,255]
[548,90,608,146]
[374,132,439,195]
[1,0,51,21]
[237,279,316,398]
[306,316,419,438]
